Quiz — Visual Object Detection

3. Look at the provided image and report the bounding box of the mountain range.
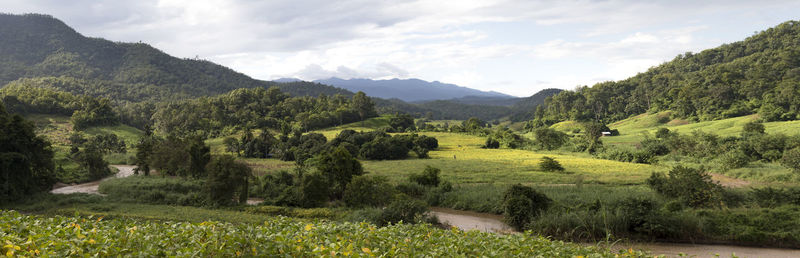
[312,77,515,102]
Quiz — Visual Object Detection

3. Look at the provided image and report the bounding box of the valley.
[3,10,800,258]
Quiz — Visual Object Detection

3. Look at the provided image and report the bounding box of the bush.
[484,137,500,149]
[539,156,564,172]
[205,155,251,206]
[781,147,800,172]
[408,166,441,187]
[377,194,429,226]
[343,175,394,208]
[720,149,750,170]
[502,184,552,231]
[532,128,568,150]
[646,166,721,208]
[300,172,330,208]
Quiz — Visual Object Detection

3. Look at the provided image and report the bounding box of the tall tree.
[205,155,252,206]
[351,91,375,126]
[187,136,211,178]
[133,125,156,176]
[0,103,56,202]
[316,146,363,199]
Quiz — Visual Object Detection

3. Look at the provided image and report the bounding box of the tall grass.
[98,176,206,206]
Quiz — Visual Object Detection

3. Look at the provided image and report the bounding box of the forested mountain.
[0,13,554,125]
[508,88,563,121]
[0,13,343,102]
[314,77,515,102]
[532,20,800,126]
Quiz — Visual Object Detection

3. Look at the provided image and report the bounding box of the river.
[430,207,800,258]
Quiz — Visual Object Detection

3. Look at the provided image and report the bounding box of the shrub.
[502,184,552,231]
[377,194,429,226]
[484,137,500,149]
[343,175,394,208]
[532,128,568,150]
[539,156,564,172]
[300,172,329,208]
[646,166,721,208]
[205,155,251,206]
[719,149,750,170]
[408,166,441,187]
[781,147,800,172]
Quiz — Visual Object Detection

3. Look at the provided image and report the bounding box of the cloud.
[4,0,800,97]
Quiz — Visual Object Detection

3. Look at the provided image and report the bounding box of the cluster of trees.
[132,127,251,206]
[65,132,120,181]
[528,21,800,126]
[252,156,440,225]
[0,103,56,202]
[0,84,119,130]
[151,88,376,136]
[227,129,439,162]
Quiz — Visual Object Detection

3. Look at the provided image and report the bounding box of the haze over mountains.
[311,77,516,102]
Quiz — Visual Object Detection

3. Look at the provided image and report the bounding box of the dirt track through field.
[50,165,135,195]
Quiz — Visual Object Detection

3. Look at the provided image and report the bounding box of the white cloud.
[3,0,800,97]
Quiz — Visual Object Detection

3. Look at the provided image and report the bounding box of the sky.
[3,0,800,97]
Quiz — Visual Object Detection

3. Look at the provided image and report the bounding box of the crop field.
[0,210,638,257]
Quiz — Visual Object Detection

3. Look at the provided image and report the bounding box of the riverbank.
[431,206,800,257]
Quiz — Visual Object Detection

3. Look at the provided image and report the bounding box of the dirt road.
[50,165,135,195]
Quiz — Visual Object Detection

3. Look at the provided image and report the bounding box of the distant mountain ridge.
[313,77,515,102]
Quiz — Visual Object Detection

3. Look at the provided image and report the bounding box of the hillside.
[508,88,564,121]
[603,111,800,145]
[532,20,800,125]
[0,13,341,102]
[315,77,515,102]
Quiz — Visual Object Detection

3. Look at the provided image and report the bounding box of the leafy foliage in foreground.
[0,210,635,257]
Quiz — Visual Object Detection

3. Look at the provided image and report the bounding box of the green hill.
[531,20,800,125]
[601,112,800,145]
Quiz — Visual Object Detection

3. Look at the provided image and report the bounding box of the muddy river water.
[430,207,800,257]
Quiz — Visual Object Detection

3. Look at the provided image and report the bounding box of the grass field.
[603,112,800,145]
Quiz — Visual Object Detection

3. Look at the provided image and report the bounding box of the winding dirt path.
[50,165,135,195]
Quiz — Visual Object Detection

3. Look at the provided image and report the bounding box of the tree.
[316,146,363,199]
[74,145,111,180]
[351,91,375,126]
[300,172,329,208]
[532,128,568,150]
[389,113,415,132]
[205,155,251,206]
[222,137,240,155]
[0,103,56,202]
[408,166,441,187]
[781,147,800,172]
[484,137,500,149]
[742,121,766,138]
[539,156,564,172]
[646,166,721,207]
[344,175,394,207]
[187,136,210,178]
[133,125,156,176]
